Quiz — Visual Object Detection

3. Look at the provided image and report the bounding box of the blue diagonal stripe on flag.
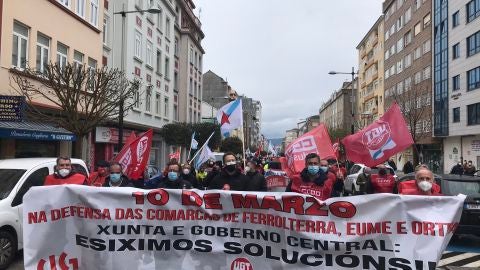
[225,99,241,116]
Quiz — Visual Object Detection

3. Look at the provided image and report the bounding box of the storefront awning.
[0,121,76,141]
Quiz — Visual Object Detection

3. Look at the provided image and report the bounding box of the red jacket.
[370,174,396,193]
[288,170,336,201]
[398,180,442,195]
[44,173,87,186]
[87,172,108,187]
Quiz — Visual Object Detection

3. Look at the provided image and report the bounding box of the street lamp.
[328,67,358,134]
[113,5,161,151]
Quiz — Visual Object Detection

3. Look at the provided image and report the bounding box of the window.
[414,46,422,60]
[423,13,431,27]
[155,93,161,115]
[423,66,431,80]
[174,38,178,56]
[76,0,85,17]
[415,71,422,84]
[135,0,143,9]
[90,0,99,26]
[397,81,404,95]
[405,7,412,23]
[58,0,70,7]
[11,167,49,207]
[405,77,412,91]
[12,22,28,69]
[467,0,480,23]
[174,104,178,121]
[164,57,170,79]
[174,72,178,91]
[134,31,142,59]
[452,11,460,27]
[415,0,421,10]
[397,59,403,74]
[146,86,152,112]
[56,42,68,69]
[467,66,480,91]
[164,97,169,117]
[397,37,404,53]
[146,41,153,67]
[404,31,412,46]
[404,53,412,68]
[397,16,403,31]
[189,78,193,94]
[165,17,171,38]
[134,88,140,109]
[73,50,84,69]
[103,15,109,46]
[467,30,480,57]
[156,50,162,74]
[467,102,480,125]
[87,57,97,90]
[414,22,421,36]
[423,39,431,54]
[453,107,460,123]
[453,75,460,91]
[453,43,460,59]
[36,34,50,74]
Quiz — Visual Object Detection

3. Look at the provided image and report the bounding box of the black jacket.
[103,175,132,187]
[158,179,193,189]
[246,171,267,191]
[208,169,249,191]
[180,173,199,188]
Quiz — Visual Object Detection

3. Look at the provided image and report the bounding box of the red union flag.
[341,103,414,167]
[169,151,180,160]
[114,129,153,180]
[285,124,336,174]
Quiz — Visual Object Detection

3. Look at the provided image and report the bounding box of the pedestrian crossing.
[437,251,480,269]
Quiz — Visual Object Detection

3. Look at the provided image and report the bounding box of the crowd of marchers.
[43,151,440,200]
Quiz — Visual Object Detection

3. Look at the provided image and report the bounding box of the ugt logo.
[37,252,78,270]
[231,258,253,270]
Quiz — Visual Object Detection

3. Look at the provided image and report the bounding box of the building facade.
[174,0,204,124]
[202,70,230,112]
[383,0,440,171]
[356,16,385,127]
[436,0,480,173]
[319,81,356,134]
[0,0,104,159]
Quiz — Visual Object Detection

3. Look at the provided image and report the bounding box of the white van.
[0,158,88,269]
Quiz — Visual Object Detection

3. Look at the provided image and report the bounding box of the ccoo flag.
[216,99,243,136]
[341,102,414,167]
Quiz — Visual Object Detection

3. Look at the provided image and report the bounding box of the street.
[8,236,480,269]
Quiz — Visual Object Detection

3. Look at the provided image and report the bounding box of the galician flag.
[190,132,198,150]
[194,145,214,170]
[216,99,243,137]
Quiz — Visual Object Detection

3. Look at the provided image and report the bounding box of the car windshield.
[0,169,27,200]
[371,168,395,175]
[443,180,480,196]
[268,162,282,170]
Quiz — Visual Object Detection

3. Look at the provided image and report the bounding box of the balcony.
[361,49,367,59]
[364,92,375,101]
[372,36,378,47]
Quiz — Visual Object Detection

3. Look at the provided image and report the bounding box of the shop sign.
[0,95,25,122]
[0,128,75,141]
[95,127,134,144]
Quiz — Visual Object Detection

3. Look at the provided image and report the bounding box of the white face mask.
[244,166,251,172]
[418,181,432,192]
[183,169,190,175]
[58,169,70,177]
[225,161,236,166]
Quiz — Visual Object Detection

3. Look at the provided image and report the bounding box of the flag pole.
[189,132,215,164]
[187,132,193,161]
[240,121,246,169]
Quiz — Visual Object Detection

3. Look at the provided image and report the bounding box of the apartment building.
[356,16,385,127]
[383,0,441,171]
[0,0,103,159]
[175,0,204,124]
[319,81,356,134]
[435,0,480,172]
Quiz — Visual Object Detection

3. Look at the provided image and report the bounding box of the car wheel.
[0,231,17,270]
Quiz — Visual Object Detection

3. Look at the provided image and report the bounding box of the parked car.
[344,163,396,195]
[398,173,480,236]
[0,158,88,269]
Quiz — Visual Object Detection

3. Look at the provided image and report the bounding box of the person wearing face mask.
[366,164,397,194]
[208,152,249,191]
[103,162,132,187]
[158,161,192,189]
[180,164,199,188]
[87,160,110,187]
[398,168,441,195]
[355,167,371,195]
[44,156,87,186]
[285,153,341,200]
[450,162,464,175]
[245,160,267,191]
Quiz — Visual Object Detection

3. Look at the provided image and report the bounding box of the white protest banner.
[24,186,465,270]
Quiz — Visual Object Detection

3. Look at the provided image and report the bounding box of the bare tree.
[10,62,140,158]
[386,84,432,165]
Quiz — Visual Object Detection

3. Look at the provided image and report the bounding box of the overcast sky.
[195,0,383,139]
